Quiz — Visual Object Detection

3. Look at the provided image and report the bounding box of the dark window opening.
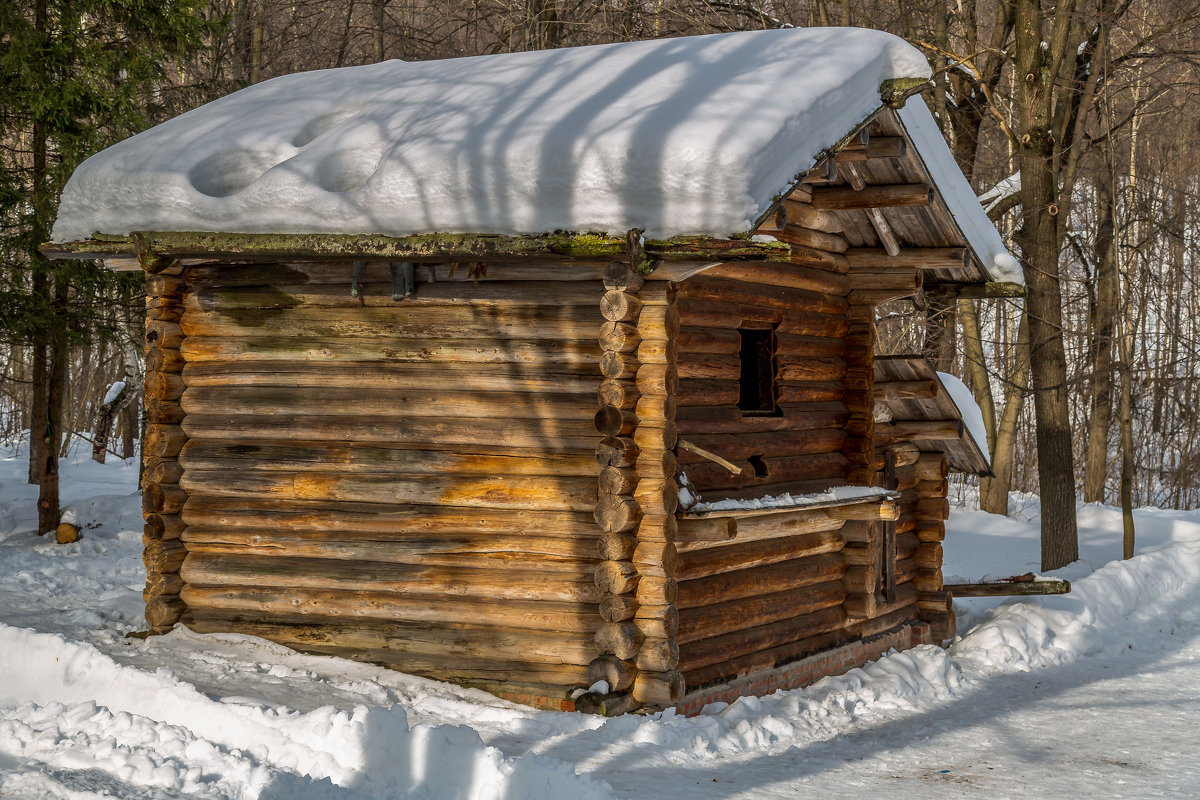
[748,455,769,478]
[737,328,779,415]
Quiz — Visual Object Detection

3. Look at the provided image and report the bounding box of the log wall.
[671,189,914,692]
[168,260,609,694]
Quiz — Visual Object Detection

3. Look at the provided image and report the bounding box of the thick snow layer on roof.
[52,28,929,243]
[938,370,991,463]
[897,102,1023,284]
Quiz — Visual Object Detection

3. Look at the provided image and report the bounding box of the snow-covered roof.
[897,103,1022,283]
[52,28,931,244]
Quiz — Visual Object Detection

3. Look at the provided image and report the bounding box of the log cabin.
[47,27,1020,714]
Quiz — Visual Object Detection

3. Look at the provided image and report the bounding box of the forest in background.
[2,0,1199,568]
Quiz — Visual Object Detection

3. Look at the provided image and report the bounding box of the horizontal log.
[600,290,642,322]
[181,305,605,342]
[146,320,183,350]
[587,654,636,691]
[594,494,641,533]
[635,339,678,365]
[598,531,636,561]
[146,372,185,402]
[680,510,845,552]
[844,247,968,271]
[145,513,186,541]
[776,382,844,404]
[787,245,850,273]
[677,429,847,463]
[181,361,598,395]
[677,552,845,609]
[824,500,899,522]
[834,136,906,161]
[181,336,601,365]
[944,579,1071,597]
[676,580,846,644]
[847,267,923,292]
[181,386,597,421]
[636,303,681,339]
[599,321,640,353]
[181,440,598,477]
[774,334,847,358]
[676,516,735,543]
[633,540,677,578]
[810,184,932,211]
[636,364,677,396]
[185,280,608,313]
[595,621,643,660]
[594,560,639,595]
[181,496,594,535]
[182,585,600,632]
[144,458,183,486]
[145,596,187,630]
[677,278,847,316]
[636,637,679,672]
[186,614,599,668]
[598,592,638,623]
[700,262,849,296]
[181,414,599,451]
[143,536,187,574]
[676,352,738,381]
[598,379,639,409]
[637,514,678,543]
[677,605,846,674]
[179,470,598,512]
[181,553,603,603]
[594,405,636,436]
[916,591,952,613]
[876,380,939,401]
[634,604,678,639]
[676,380,739,407]
[146,347,186,373]
[144,571,183,597]
[776,356,847,383]
[632,671,686,706]
[778,200,845,233]
[677,299,849,338]
[636,576,677,606]
[876,419,964,445]
[914,453,949,480]
[596,436,638,468]
[143,484,188,515]
[913,569,943,593]
[772,224,849,254]
[677,529,843,580]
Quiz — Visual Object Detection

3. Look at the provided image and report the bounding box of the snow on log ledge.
[52,28,929,244]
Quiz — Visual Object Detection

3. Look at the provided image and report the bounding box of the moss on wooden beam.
[927,281,1027,299]
[44,230,792,266]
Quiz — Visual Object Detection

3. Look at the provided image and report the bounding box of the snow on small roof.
[52,28,930,244]
[897,102,1023,284]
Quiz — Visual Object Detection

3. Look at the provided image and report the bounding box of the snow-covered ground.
[3,442,1199,799]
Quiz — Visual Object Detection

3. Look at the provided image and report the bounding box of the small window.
[737,328,779,415]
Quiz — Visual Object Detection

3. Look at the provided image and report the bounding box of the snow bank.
[54,28,928,243]
[897,101,1022,283]
[0,624,614,799]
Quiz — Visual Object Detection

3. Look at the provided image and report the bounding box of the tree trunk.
[980,309,1030,515]
[1014,0,1078,570]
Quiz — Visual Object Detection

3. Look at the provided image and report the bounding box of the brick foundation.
[674,621,931,717]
